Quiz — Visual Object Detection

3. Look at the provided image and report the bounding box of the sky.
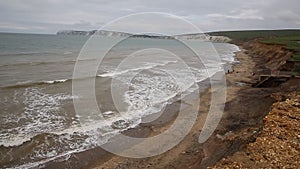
[0,0,300,34]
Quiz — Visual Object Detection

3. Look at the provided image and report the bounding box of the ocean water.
[0,33,239,168]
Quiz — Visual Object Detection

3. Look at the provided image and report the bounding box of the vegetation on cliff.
[207,30,300,168]
[263,35,300,61]
[209,29,300,75]
[208,29,300,41]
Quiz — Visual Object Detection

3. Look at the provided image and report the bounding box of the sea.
[0,32,240,168]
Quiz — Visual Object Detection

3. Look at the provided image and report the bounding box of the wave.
[0,60,76,68]
[97,60,178,77]
[1,93,177,168]
[43,79,69,84]
[2,79,70,89]
[2,73,113,89]
[0,51,54,57]
[63,51,73,55]
[0,112,126,148]
[0,50,78,57]
[1,69,211,168]
[0,113,140,168]
[6,149,80,169]
[0,58,104,68]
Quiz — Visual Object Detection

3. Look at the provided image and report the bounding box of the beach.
[0,33,299,168]
[0,33,239,168]
[40,46,255,169]
[1,1,299,168]
[84,40,299,169]
[88,49,259,169]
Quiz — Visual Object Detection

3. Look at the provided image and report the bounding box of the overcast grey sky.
[0,0,299,34]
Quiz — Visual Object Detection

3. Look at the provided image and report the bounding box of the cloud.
[101,13,202,35]
[0,0,299,34]
[276,10,300,22]
[0,23,31,30]
[207,9,264,20]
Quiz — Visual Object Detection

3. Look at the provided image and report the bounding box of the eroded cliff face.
[209,91,300,169]
[241,40,294,73]
[207,39,300,169]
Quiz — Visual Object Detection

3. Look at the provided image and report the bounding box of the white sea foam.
[0,88,74,147]
[63,51,73,55]
[43,79,69,84]
[97,60,178,77]
[1,41,240,168]
[4,112,143,168]
[15,80,33,85]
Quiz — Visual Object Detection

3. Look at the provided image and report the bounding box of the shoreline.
[101,46,256,168]
[42,43,265,169]
[3,42,236,169]
[43,76,212,169]
[42,40,299,168]
[91,47,261,169]
[92,41,299,168]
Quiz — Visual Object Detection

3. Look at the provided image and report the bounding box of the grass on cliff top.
[209,30,300,75]
[262,35,300,61]
[209,29,300,61]
[263,36,300,75]
[208,29,300,41]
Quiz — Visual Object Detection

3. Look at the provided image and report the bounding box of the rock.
[111,119,130,129]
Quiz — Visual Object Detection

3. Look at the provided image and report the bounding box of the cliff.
[210,91,300,169]
[241,40,294,73]
[208,39,300,169]
[56,30,231,42]
[56,30,131,37]
[174,34,231,42]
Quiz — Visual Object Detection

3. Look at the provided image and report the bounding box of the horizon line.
[1,28,300,36]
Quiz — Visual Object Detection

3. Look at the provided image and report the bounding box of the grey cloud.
[207,9,264,21]
[0,0,299,34]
